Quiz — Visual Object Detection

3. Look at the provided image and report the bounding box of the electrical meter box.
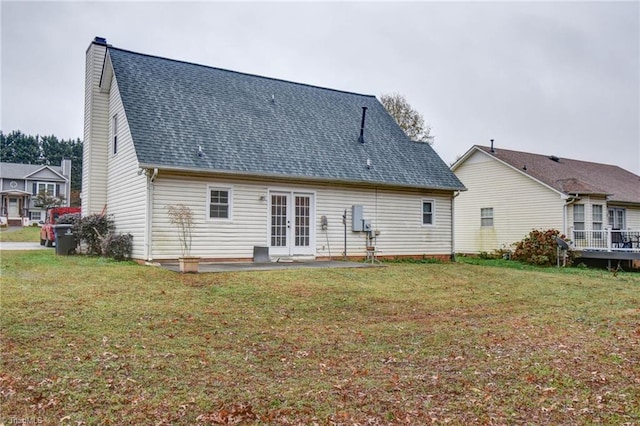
[362,220,372,232]
[352,205,363,231]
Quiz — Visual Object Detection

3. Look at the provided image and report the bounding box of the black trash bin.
[53,224,76,255]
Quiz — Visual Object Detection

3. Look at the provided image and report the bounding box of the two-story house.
[0,160,72,226]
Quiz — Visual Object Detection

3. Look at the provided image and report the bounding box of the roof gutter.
[137,163,467,192]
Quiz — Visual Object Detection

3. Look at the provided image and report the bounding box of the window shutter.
[56,184,60,196]
[33,183,37,194]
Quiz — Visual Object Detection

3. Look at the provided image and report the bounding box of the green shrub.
[76,214,115,255]
[102,233,133,261]
[512,229,574,267]
[56,213,80,225]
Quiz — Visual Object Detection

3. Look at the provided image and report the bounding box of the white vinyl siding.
[624,206,640,230]
[453,150,564,254]
[105,75,147,259]
[150,173,454,261]
[82,42,110,215]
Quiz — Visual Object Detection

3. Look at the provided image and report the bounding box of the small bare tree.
[380,93,434,144]
[167,204,194,258]
[33,190,65,210]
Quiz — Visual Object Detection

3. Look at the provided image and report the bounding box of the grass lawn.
[1,251,639,425]
[0,226,40,243]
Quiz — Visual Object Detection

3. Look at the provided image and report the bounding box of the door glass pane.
[608,208,626,229]
[616,210,624,229]
[295,196,310,247]
[271,195,287,247]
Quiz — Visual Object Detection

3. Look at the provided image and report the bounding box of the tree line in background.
[1,130,83,204]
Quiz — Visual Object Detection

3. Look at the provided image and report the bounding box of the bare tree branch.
[380,93,434,144]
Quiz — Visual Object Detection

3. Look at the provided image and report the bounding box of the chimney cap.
[94,36,108,45]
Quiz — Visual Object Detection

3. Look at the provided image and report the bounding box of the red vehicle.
[40,207,81,247]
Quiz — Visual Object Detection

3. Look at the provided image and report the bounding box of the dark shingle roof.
[474,146,640,204]
[107,47,464,191]
[0,162,64,180]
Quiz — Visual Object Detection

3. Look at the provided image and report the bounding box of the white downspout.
[563,195,578,238]
[145,168,158,261]
[451,191,460,261]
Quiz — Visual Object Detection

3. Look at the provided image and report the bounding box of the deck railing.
[569,229,640,252]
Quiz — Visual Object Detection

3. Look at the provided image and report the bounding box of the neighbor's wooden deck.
[570,229,640,260]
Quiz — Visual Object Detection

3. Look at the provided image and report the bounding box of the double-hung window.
[573,204,585,239]
[480,207,494,227]
[37,182,55,196]
[422,199,434,226]
[208,187,232,220]
[592,205,603,239]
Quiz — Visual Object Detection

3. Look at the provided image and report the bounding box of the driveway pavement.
[0,241,48,251]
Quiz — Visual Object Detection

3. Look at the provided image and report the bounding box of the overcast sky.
[2,1,639,173]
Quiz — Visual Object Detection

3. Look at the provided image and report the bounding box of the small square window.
[481,207,493,227]
[208,188,231,219]
[422,200,434,225]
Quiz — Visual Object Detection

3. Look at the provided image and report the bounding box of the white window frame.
[592,204,604,239]
[112,114,119,155]
[37,182,56,196]
[573,204,585,239]
[608,207,626,230]
[207,186,233,221]
[480,207,494,227]
[421,199,435,226]
[592,205,603,227]
[30,211,42,222]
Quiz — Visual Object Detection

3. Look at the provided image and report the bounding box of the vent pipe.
[358,106,368,144]
[490,139,495,153]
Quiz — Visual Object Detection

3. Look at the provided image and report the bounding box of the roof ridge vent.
[549,155,560,162]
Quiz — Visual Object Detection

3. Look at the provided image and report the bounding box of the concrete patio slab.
[160,260,383,273]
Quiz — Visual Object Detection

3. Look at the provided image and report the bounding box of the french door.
[269,191,314,256]
[608,208,625,229]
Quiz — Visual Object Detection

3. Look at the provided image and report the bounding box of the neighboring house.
[0,160,72,226]
[82,37,465,262]
[451,144,640,259]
